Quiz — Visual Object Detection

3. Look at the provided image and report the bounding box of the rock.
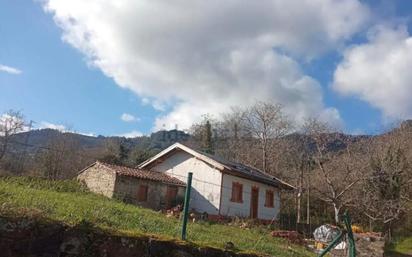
[224,242,235,250]
[60,237,83,255]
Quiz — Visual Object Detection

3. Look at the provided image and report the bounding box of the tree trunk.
[262,139,267,173]
[333,203,340,224]
[296,168,303,223]
[306,175,310,225]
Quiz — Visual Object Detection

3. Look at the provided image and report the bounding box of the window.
[231,182,243,203]
[166,186,178,207]
[137,185,148,202]
[265,190,274,208]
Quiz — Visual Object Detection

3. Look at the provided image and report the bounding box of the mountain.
[6,128,191,155]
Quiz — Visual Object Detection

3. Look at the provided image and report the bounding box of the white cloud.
[333,25,412,120]
[0,64,22,75]
[120,113,139,122]
[75,131,96,137]
[0,113,29,135]
[38,121,66,131]
[37,121,97,136]
[43,0,369,129]
[117,130,143,138]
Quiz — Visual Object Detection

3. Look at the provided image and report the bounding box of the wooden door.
[166,186,178,208]
[250,187,259,219]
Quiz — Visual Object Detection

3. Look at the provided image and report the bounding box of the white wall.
[220,173,280,220]
[151,150,222,215]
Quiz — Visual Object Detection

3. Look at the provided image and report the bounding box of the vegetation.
[0,176,314,256]
[386,237,412,256]
[1,105,411,245]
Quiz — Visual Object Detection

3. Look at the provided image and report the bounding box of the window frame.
[230,182,243,203]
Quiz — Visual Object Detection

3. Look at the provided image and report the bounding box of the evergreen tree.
[202,120,214,154]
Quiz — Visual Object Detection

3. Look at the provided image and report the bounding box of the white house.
[139,143,294,221]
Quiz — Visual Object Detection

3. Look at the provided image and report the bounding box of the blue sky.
[1,0,412,136]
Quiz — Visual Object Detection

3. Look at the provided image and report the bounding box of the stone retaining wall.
[0,216,262,257]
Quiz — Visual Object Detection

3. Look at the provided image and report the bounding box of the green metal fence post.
[181,172,193,240]
[317,211,356,257]
[343,211,356,257]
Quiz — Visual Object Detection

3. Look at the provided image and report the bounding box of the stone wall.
[78,163,116,198]
[113,175,185,210]
[0,216,260,257]
[78,163,186,211]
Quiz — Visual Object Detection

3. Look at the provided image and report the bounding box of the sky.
[1,0,412,137]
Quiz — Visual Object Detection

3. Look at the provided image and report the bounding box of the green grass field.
[0,176,313,257]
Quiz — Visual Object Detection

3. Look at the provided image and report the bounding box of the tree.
[303,118,368,224]
[0,110,26,161]
[188,115,217,154]
[202,120,214,154]
[242,102,291,173]
[119,141,130,163]
[213,107,250,163]
[129,148,159,166]
[38,131,84,179]
[362,145,412,238]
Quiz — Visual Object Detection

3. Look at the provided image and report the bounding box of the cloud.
[0,64,22,75]
[333,25,412,120]
[43,0,369,129]
[0,113,29,135]
[75,131,96,137]
[120,113,139,122]
[38,121,66,131]
[117,130,143,138]
[37,121,97,136]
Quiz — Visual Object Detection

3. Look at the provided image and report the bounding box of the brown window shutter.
[138,185,148,202]
[238,184,243,202]
[265,190,274,207]
[166,186,178,208]
[231,182,243,203]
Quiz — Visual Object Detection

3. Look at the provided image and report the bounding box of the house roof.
[139,143,295,190]
[79,161,186,187]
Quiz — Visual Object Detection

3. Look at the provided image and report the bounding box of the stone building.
[77,161,186,210]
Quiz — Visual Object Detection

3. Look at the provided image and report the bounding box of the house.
[139,143,294,221]
[77,161,186,210]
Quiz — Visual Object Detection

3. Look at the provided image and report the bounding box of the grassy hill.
[0,176,314,257]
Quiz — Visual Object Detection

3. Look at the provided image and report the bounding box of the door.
[250,186,259,219]
[166,186,178,208]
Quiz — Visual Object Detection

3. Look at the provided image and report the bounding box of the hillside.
[0,176,314,257]
[7,128,191,154]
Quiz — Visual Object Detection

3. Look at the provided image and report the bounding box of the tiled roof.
[95,161,186,186]
[196,150,294,190]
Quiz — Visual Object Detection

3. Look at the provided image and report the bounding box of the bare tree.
[214,108,252,163]
[242,102,292,173]
[0,110,26,161]
[361,133,412,238]
[303,118,369,223]
[37,131,84,179]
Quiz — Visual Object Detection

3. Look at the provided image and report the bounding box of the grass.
[386,237,412,256]
[0,176,314,257]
